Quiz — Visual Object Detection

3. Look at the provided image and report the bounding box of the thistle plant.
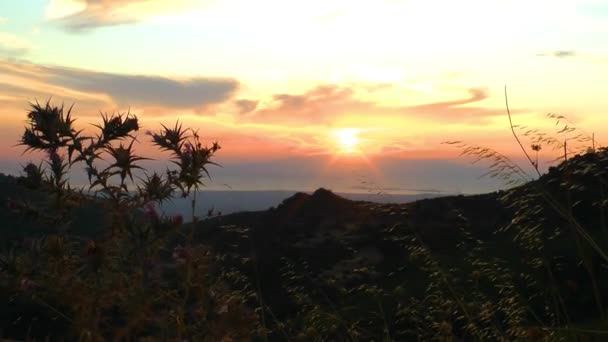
[0,100,257,340]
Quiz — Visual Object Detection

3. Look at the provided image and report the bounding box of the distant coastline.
[159,189,453,221]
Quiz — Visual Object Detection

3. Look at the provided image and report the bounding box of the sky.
[0,0,607,194]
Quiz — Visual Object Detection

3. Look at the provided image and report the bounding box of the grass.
[1,95,608,340]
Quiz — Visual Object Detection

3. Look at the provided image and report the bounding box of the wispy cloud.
[252,85,373,124]
[247,84,506,124]
[0,60,239,112]
[0,32,33,58]
[47,0,200,31]
[403,88,507,120]
[234,99,259,114]
[47,67,239,108]
[537,50,577,58]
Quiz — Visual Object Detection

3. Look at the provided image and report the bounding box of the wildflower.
[20,277,37,292]
[171,214,183,227]
[6,198,18,211]
[86,240,103,271]
[172,245,191,264]
[143,257,163,284]
[143,201,159,221]
[141,173,173,204]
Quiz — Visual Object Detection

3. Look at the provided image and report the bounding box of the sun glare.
[334,128,360,154]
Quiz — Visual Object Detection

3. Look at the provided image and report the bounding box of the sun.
[333,128,360,154]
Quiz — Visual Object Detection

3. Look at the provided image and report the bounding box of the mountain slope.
[2,149,608,339]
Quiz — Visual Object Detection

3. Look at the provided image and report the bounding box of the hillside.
[1,149,608,339]
[186,150,608,339]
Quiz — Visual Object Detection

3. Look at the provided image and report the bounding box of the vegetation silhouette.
[1,95,608,340]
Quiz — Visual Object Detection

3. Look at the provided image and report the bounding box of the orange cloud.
[404,88,508,120]
[250,85,375,124]
[0,59,531,167]
[246,84,513,125]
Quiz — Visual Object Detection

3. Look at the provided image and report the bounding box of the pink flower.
[171,214,183,226]
[143,201,159,221]
[6,198,18,211]
[20,278,37,292]
[172,245,191,264]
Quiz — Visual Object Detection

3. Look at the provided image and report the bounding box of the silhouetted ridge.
[311,187,351,206]
[277,191,310,208]
[502,148,608,232]
[273,188,358,222]
[311,187,340,200]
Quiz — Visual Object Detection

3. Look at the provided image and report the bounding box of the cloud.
[46,66,239,108]
[47,0,199,31]
[537,50,577,58]
[0,32,33,58]
[247,84,504,124]
[0,60,239,112]
[403,88,506,120]
[252,85,375,124]
[234,99,259,114]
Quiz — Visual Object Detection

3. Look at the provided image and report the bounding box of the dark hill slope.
[192,187,513,320]
[191,150,608,335]
[2,149,608,339]
[0,173,105,246]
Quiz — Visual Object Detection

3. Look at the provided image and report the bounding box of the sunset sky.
[0,0,607,194]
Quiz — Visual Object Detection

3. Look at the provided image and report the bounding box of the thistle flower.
[104,140,148,182]
[6,198,18,211]
[86,240,103,271]
[143,201,159,221]
[139,172,174,204]
[172,245,191,264]
[20,277,37,292]
[183,142,192,154]
[170,214,183,227]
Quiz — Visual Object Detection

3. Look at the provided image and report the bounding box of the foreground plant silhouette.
[4,96,608,341]
[439,88,608,339]
[1,101,258,340]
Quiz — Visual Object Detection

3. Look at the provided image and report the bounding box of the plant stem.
[504,85,542,178]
